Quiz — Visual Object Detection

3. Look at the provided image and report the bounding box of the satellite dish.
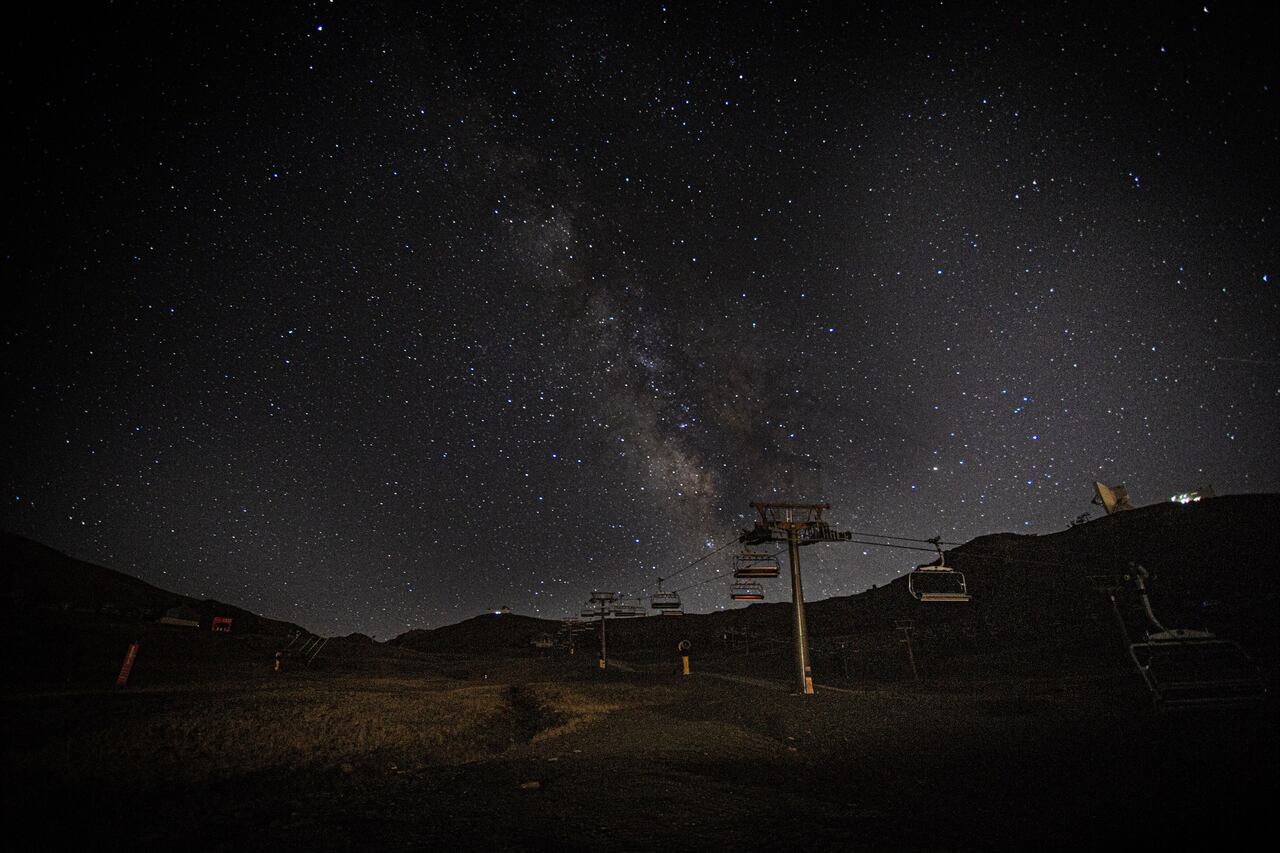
[1092,481,1134,515]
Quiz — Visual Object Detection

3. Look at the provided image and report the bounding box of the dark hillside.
[392,613,562,654]
[0,533,310,687]
[1,532,300,636]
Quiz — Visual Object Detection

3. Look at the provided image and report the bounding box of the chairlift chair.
[650,578,682,611]
[610,602,646,618]
[650,591,682,610]
[1125,566,1265,709]
[734,552,781,578]
[908,538,971,602]
[730,581,765,601]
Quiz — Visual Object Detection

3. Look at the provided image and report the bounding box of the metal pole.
[901,628,919,682]
[599,611,608,670]
[1105,592,1133,650]
[788,528,815,695]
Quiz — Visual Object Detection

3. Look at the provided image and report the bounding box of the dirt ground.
[4,653,1274,852]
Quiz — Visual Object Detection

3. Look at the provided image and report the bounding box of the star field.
[4,2,1277,638]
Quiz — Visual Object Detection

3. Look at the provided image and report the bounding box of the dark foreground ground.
[3,648,1275,853]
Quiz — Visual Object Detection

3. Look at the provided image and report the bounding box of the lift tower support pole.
[599,610,607,669]
[587,591,616,670]
[786,525,814,695]
[745,502,851,696]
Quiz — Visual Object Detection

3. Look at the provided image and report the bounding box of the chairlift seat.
[908,563,971,602]
[734,554,781,578]
[650,591,682,610]
[730,581,765,601]
[1129,634,1265,708]
[1118,563,1266,709]
[734,564,781,578]
[917,591,972,603]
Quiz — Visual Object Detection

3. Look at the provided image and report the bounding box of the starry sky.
[4,2,1277,638]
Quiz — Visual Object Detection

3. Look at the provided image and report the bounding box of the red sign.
[116,642,139,687]
[211,617,233,633]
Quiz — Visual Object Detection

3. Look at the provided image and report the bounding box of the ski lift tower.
[584,591,617,670]
[743,502,853,696]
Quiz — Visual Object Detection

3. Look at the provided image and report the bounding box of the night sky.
[4,2,1277,638]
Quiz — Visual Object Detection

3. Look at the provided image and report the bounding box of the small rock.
[519,780,542,790]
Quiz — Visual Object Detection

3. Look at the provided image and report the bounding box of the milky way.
[4,3,1277,637]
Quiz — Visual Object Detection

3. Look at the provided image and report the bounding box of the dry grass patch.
[4,675,683,801]
[4,676,514,791]
[523,682,672,741]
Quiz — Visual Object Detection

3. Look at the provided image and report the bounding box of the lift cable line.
[669,571,728,595]
[665,532,1093,597]
[644,525,987,602]
[591,522,1124,630]
[843,538,938,554]
[637,533,745,594]
[842,531,963,546]
[646,530,1108,614]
